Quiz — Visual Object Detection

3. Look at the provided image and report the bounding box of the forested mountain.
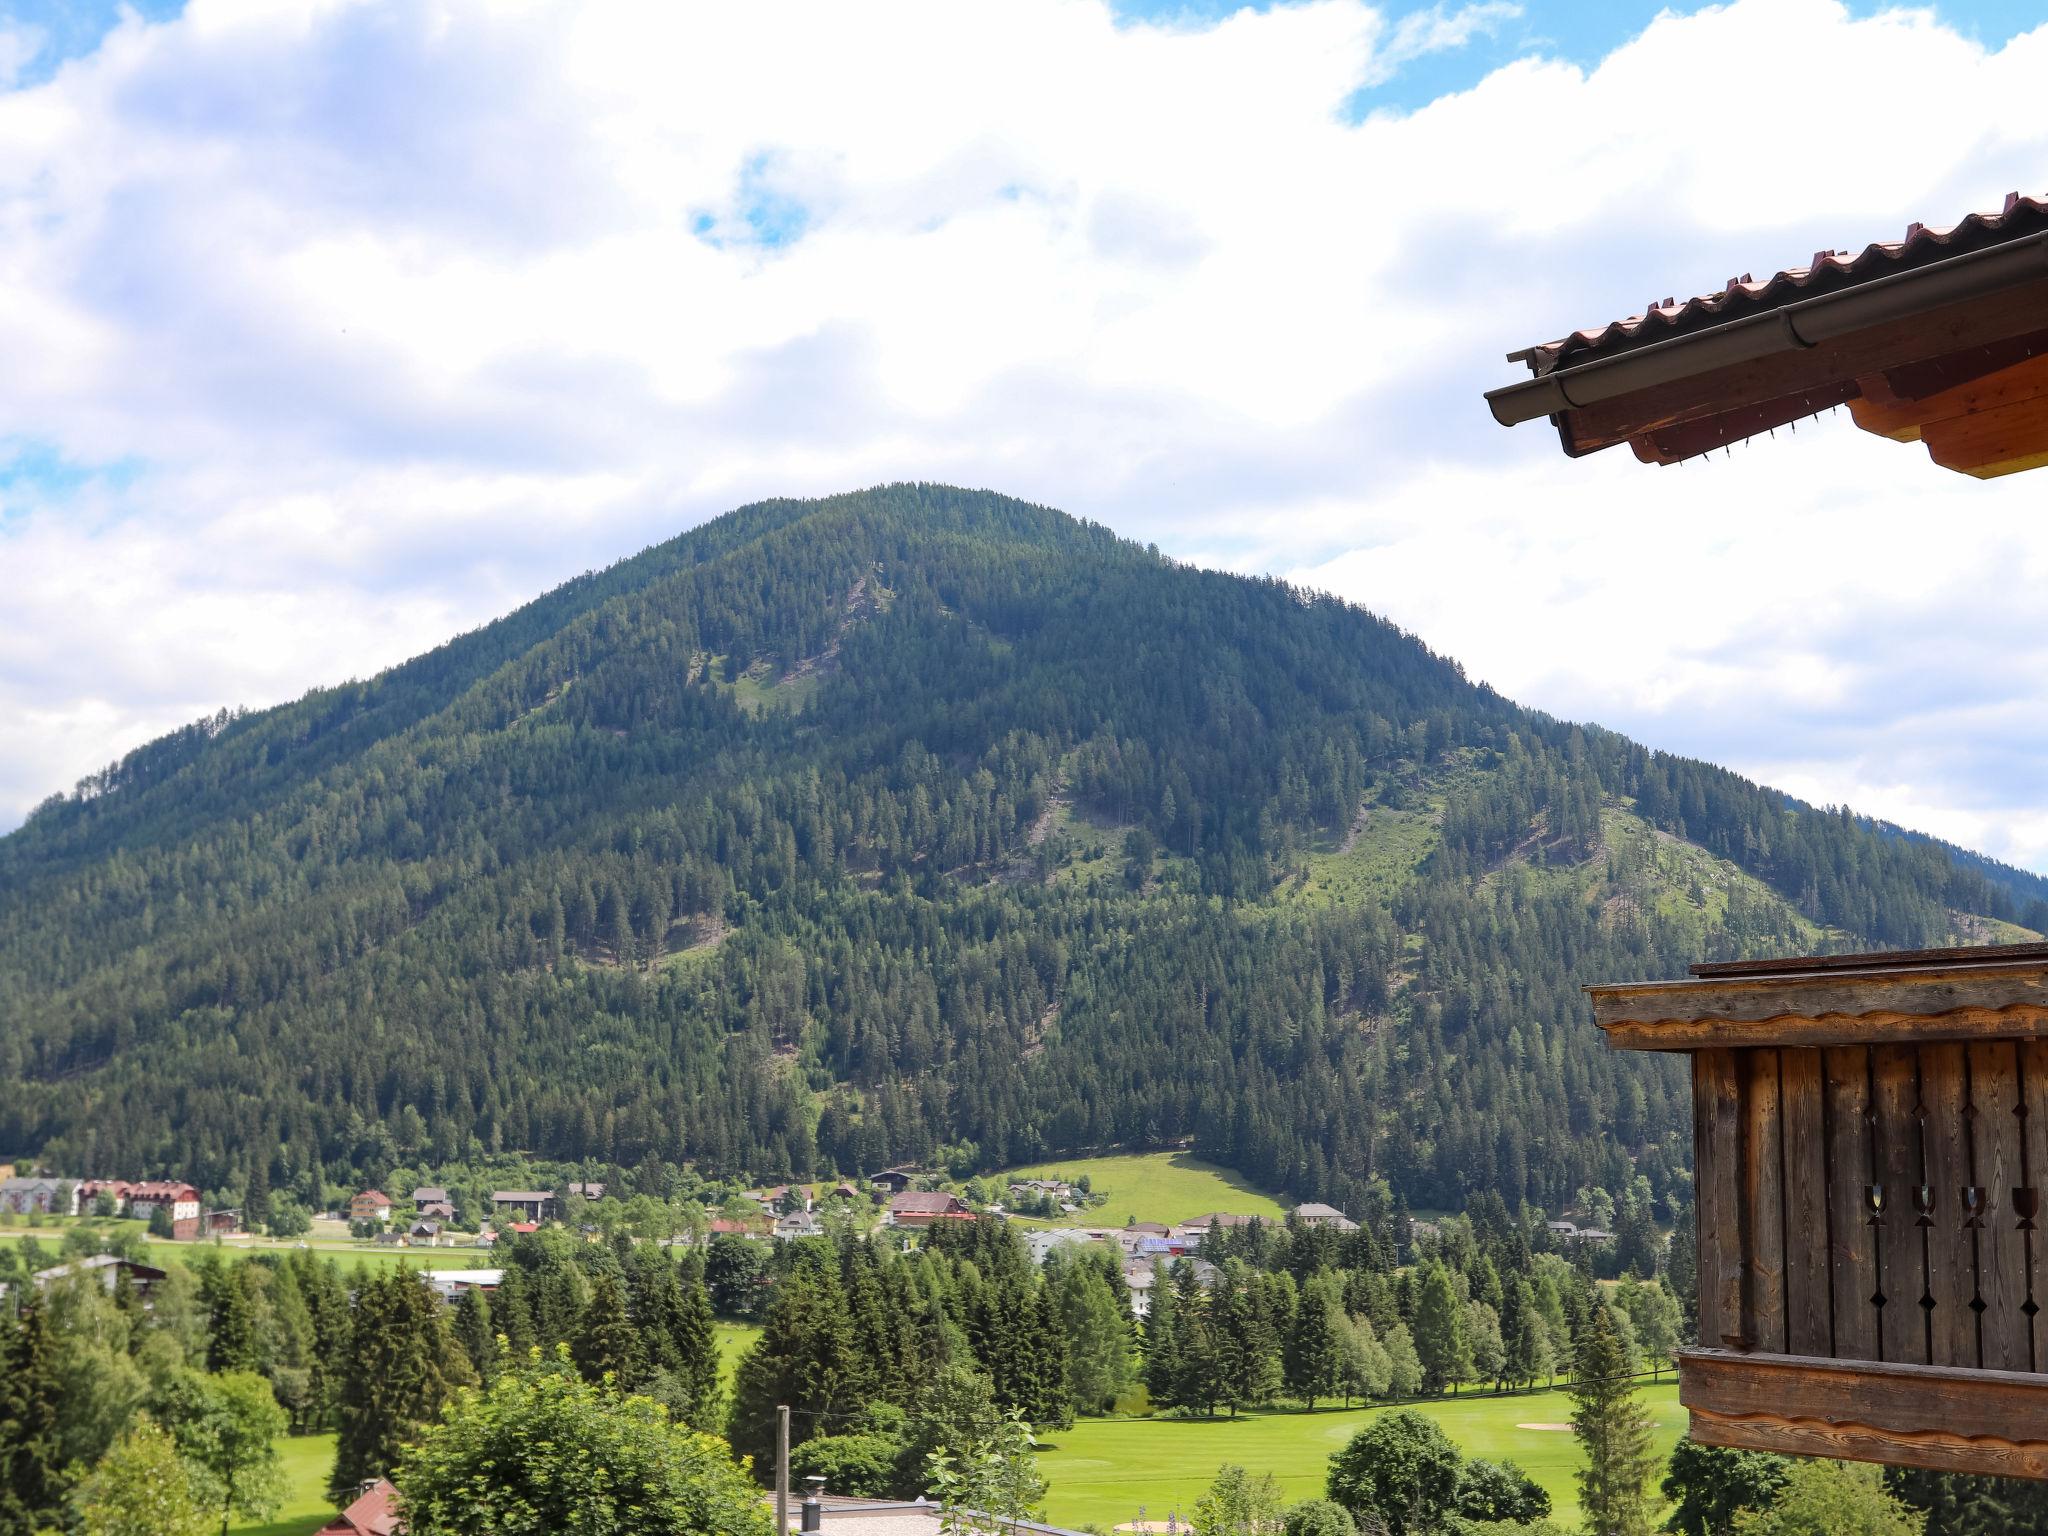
[3,485,2043,1227]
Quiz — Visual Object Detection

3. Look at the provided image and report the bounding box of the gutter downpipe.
[1484,229,2048,429]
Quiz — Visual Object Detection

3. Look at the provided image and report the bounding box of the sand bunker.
[1516,1421,1574,1431]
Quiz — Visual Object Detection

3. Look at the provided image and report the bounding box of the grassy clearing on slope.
[1035,1381,1684,1530]
[1276,798,1441,910]
[998,1152,1287,1228]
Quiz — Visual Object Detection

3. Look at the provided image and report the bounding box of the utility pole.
[775,1404,791,1535]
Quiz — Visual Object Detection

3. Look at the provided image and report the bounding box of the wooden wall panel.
[1920,1043,1978,1366]
[2024,1039,2048,1372]
[1873,1045,1929,1364]
[1696,1049,1744,1349]
[1967,1042,2032,1371]
[1744,1048,1788,1354]
[1826,1046,1880,1361]
[1782,1048,1833,1356]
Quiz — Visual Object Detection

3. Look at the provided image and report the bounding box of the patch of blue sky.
[0,0,186,88]
[690,154,811,251]
[0,440,143,521]
[1109,0,2047,117]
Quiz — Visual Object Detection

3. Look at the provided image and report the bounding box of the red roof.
[319,1478,400,1536]
[510,1221,538,1234]
[889,1191,970,1214]
[1519,191,2048,374]
[354,1190,392,1207]
[128,1181,199,1202]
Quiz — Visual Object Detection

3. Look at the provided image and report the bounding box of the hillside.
[3,484,2043,1232]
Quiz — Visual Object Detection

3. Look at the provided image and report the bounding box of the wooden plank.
[1589,962,2048,1049]
[1848,349,2048,440]
[1631,379,1860,463]
[1967,1042,2032,1372]
[2025,1039,2048,1372]
[1681,1348,2048,1480]
[1696,1049,1745,1349]
[1781,1048,1833,1356]
[1826,1046,1880,1361]
[1919,1044,1978,1366]
[1873,1045,1928,1365]
[1923,393,2048,478]
[1599,1008,2048,1050]
[1745,1049,1789,1354]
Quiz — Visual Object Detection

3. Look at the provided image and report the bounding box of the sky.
[3,1,2048,874]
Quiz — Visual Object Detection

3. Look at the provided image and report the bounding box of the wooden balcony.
[1589,943,2048,1478]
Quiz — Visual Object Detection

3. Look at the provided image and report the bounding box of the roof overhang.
[1488,210,2048,477]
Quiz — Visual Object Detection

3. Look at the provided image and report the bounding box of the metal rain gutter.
[1484,229,2048,429]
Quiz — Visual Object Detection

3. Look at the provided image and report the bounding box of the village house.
[318,1478,400,1536]
[775,1210,823,1241]
[0,1176,75,1216]
[1172,1212,1257,1243]
[408,1218,445,1245]
[1293,1202,1359,1232]
[0,1254,171,1304]
[870,1166,918,1194]
[416,1201,455,1223]
[409,1186,448,1211]
[424,1268,503,1302]
[885,1190,973,1229]
[350,1190,394,1225]
[566,1180,607,1200]
[127,1181,202,1239]
[76,1178,135,1214]
[203,1208,241,1237]
[491,1189,553,1222]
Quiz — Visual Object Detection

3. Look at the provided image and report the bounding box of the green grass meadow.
[1035,1381,1685,1531]
[999,1152,1288,1228]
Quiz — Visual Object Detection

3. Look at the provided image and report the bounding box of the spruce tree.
[1411,1263,1465,1395]
[726,1261,867,1473]
[452,1286,496,1384]
[571,1270,640,1388]
[0,1299,67,1536]
[492,1265,539,1355]
[1285,1274,1341,1411]
[671,1269,723,1428]
[1141,1263,1185,1412]
[329,1268,477,1502]
[1569,1302,1657,1536]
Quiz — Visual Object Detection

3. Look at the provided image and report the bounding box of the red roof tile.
[1520,191,2048,375]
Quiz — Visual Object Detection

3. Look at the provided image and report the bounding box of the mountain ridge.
[1,483,2035,1225]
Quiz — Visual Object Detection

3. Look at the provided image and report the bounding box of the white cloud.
[2,0,2048,873]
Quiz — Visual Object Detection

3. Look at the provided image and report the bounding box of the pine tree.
[670,1269,723,1428]
[452,1286,496,1383]
[0,1299,68,1536]
[492,1265,538,1355]
[329,1267,478,1502]
[1569,1302,1658,1536]
[1501,1279,1541,1390]
[727,1261,868,1472]
[571,1270,639,1388]
[1411,1263,1465,1395]
[1284,1274,1342,1411]
[1141,1263,1185,1412]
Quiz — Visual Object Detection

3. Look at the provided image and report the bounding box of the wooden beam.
[1849,350,2048,441]
[1922,392,2048,478]
[1680,1349,2048,1480]
[1590,962,2048,1050]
